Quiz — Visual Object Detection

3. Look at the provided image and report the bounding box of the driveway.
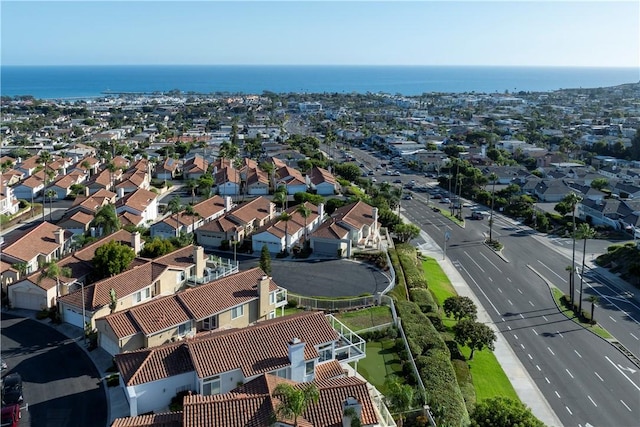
[1,313,107,427]
[241,258,390,297]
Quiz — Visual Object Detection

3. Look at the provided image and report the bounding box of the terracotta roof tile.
[129,296,192,336]
[183,394,273,427]
[111,412,182,427]
[116,343,194,386]
[1,221,70,263]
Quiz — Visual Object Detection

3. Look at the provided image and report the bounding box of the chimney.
[372,207,378,233]
[193,245,205,278]
[318,203,325,221]
[287,338,306,383]
[131,231,141,255]
[258,275,270,318]
[84,186,90,197]
[224,196,232,212]
[117,187,125,199]
[342,397,362,427]
[55,228,65,246]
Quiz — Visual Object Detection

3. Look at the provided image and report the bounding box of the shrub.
[410,288,438,313]
[36,308,49,320]
[106,374,120,387]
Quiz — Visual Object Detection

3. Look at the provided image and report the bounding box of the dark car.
[2,373,23,405]
[0,404,20,427]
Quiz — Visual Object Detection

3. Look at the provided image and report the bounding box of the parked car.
[393,179,402,184]
[471,211,487,220]
[0,404,20,427]
[2,373,23,405]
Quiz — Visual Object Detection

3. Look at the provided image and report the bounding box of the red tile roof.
[111,412,182,427]
[1,221,71,263]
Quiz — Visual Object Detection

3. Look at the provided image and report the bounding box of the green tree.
[38,261,72,299]
[185,179,198,204]
[44,189,57,221]
[296,204,312,241]
[167,196,183,236]
[279,212,292,254]
[590,178,609,191]
[576,223,596,313]
[38,151,53,222]
[109,288,118,314]
[259,244,272,275]
[273,190,288,209]
[383,376,415,427]
[470,396,544,427]
[92,241,135,279]
[563,192,583,307]
[334,163,362,182]
[393,223,420,243]
[453,319,496,360]
[488,173,498,243]
[443,296,477,321]
[90,204,121,236]
[273,382,320,427]
[139,237,175,258]
[586,295,599,323]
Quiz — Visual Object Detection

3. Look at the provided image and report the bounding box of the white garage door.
[13,291,45,311]
[312,241,338,257]
[64,308,86,329]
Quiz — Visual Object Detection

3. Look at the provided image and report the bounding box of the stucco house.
[310,201,380,258]
[251,202,324,253]
[150,195,232,239]
[115,188,159,226]
[307,166,339,196]
[95,267,287,355]
[276,165,307,195]
[114,311,366,417]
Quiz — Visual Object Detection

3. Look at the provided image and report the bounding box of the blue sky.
[2,1,638,67]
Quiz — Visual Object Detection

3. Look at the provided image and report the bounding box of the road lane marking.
[532,328,538,335]
[488,276,493,282]
[464,251,485,273]
[507,277,512,282]
[529,300,534,307]
[548,347,555,356]
[513,334,518,339]
[537,260,567,282]
[545,377,550,384]
[621,400,632,412]
[566,368,574,379]
[594,371,604,382]
[588,395,597,407]
[555,390,561,398]
[518,288,523,294]
[497,287,502,293]
[566,406,573,415]
[557,331,564,338]
[542,315,548,321]
[456,263,500,315]
[507,326,512,331]
[528,353,533,360]
[574,349,582,358]
[536,365,541,371]
[519,313,524,319]
[631,332,639,340]
[609,315,617,323]
[520,343,525,350]
[479,252,502,272]
[508,299,513,305]
[605,356,640,392]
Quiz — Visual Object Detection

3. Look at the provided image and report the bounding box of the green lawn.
[335,306,393,332]
[355,339,403,394]
[422,258,456,305]
[466,348,519,402]
[551,288,612,339]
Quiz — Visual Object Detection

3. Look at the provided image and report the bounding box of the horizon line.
[2,64,639,69]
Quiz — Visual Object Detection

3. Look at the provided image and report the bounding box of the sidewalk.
[414,229,564,427]
[2,307,130,426]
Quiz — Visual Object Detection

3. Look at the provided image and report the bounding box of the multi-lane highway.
[400,193,640,427]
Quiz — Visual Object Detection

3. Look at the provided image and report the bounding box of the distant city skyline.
[1,1,638,68]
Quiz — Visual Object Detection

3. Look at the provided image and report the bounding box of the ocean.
[1,65,638,100]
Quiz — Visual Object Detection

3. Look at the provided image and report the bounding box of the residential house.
[86,167,118,194]
[310,201,380,258]
[245,167,270,196]
[612,182,640,199]
[195,196,276,248]
[578,198,637,230]
[12,173,45,201]
[112,371,392,427]
[307,166,339,196]
[150,195,232,239]
[155,157,180,180]
[57,245,210,329]
[182,155,208,180]
[115,169,151,195]
[95,267,287,355]
[0,221,72,275]
[48,171,86,200]
[114,311,366,417]
[2,169,25,187]
[0,180,19,216]
[252,202,323,253]
[115,188,159,227]
[533,180,573,202]
[7,230,141,312]
[213,163,241,196]
[15,155,41,177]
[276,165,307,195]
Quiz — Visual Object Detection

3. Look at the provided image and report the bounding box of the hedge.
[409,288,438,314]
[397,245,429,289]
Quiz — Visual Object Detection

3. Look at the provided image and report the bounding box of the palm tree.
[45,189,57,221]
[565,265,575,308]
[273,191,287,210]
[488,172,498,243]
[577,223,596,313]
[91,204,121,236]
[587,295,599,323]
[279,212,292,254]
[38,151,53,222]
[564,192,583,307]
[38,261,72,299]
[184,204,201,234]
[273,382,319,427]
[185,179,198,204]
[296,204,312,242]
[167,196,183,237]
[384,376,415,427]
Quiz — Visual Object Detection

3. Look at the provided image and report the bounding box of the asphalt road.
[1,314,107,427]
[401,195,640,427]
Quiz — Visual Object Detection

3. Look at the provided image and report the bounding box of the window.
[268,311,276,320]
[318,343,332,362]
[177,321,191,337]
[269,292,275,305]
[203,316,218,330]
[231,305,244,319]
[133,287,151,304]
[202,375,220,395]
[177,271,186,284]
[274,367,290,379]
[305,361,314,376]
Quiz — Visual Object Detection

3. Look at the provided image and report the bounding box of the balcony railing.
[326,314,366,364]
[274,289,287,307]
[187,257,239,286]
